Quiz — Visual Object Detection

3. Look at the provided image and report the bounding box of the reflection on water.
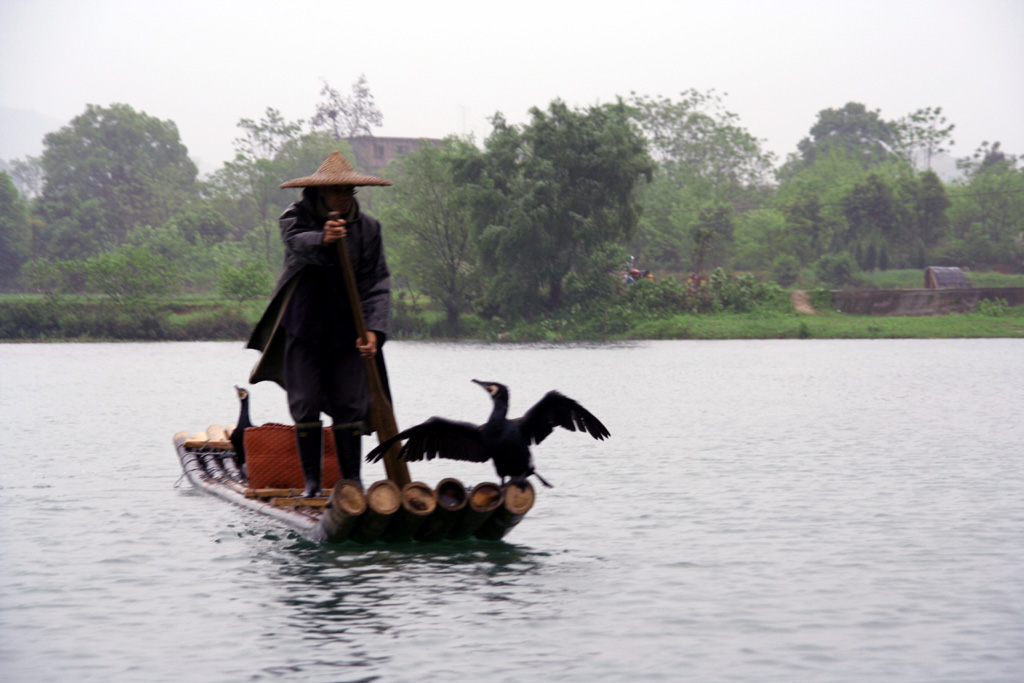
[237,522,549,677]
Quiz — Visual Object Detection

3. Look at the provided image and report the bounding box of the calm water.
[1,339,1022,682]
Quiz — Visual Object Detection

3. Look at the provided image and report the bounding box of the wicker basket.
[244,423,342,489]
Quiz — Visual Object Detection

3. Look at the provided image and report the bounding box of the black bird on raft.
[230,385,252,469]
[365,379,610,488]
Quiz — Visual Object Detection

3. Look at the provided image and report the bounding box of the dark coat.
[246,193,391,390]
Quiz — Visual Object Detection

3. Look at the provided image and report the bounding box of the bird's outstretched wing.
[365,417,488,463]
[517,391,610,446]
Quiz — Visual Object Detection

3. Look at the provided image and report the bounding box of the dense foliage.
[0,171,31,288]
[1,85,1022,341]
[374,137,481,332]
[34,103,198,260]
[473,100,654,318]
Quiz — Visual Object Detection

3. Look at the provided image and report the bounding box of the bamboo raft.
[173,424,535,544]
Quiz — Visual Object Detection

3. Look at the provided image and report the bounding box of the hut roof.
[925,266,969,289]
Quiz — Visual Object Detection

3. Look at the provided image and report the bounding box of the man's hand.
[322,218,347,244]
[356,330,378,358]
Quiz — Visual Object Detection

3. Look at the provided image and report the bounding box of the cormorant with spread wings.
[365,379,610,488]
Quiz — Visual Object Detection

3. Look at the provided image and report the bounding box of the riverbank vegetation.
[3,271,1023,342]
[2,80,1022,342]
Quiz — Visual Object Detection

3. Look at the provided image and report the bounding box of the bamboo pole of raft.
[447,482,504,540]
[319,481,367,542]
[175,434,323,539]
[191,439,251,495]
[205,424,233,449]
[183,432,208,448]
[382,482,437,542]
[474,482,536,540]
[350,480,402,543]
[219,454,245,484]
[415,478,469,542]
[204,424,244,482]
[330,211,410,488]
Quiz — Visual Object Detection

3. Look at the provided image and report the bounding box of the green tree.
[377,137,480,332]
[475,100,654,317]
[23,258,87,298]
[83,245,170,303]
[310,75,384,139]
[957,140,1019,176]
[691,203,734,277]
[914,170,951,248]
[891,106,955,171]
[36,103,198,258]
[629,89,775,191]
[125,222,214,292]
[775,148,865,263]
[208,108,303,263]
[861,241,877,271]
[0,171,32,288]
[877,241,890,271]
[630,171,696,270]
[780,197,829,266]
[165,203,232,246]
[733,208,787,270]
[842,173,899,256]
[628,90,774,271]
[9,155,44,199]
[876,170,951,267]
[949,142,1024,268]
[793,102,894,170]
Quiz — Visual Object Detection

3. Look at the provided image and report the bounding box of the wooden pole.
[330,211,410,487]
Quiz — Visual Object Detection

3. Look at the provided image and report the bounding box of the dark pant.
[284,332,367,426]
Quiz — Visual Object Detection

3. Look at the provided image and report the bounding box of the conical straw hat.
[280,151,392,188]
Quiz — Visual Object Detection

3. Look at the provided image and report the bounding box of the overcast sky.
[1,0,1022,175]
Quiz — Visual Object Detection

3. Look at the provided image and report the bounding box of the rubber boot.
[295,421,323,498]
[333,425,363,490]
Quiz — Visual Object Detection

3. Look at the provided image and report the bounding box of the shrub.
[83,246,170,303]
[0,300,61,339]
[809,287,834,311]
[815,252,860,287]
[704,268,788,313]
[218,260,271,302]
[171,308,250,340]
[976,298,1009,316]
[623,277,688,317]
[23,258,88,296]
[772,254,800,287]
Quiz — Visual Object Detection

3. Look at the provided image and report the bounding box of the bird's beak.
[472,379,497,395]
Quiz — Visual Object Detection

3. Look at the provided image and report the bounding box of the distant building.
[924,266,969,289]
[347,136,442,173]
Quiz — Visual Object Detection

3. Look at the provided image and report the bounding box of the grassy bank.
[625,308,1024,340]
[0,294,264,342]
[852,269,1024,290]
[2,290,1023,342]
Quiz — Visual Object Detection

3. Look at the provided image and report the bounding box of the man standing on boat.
[246,151,392,496]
